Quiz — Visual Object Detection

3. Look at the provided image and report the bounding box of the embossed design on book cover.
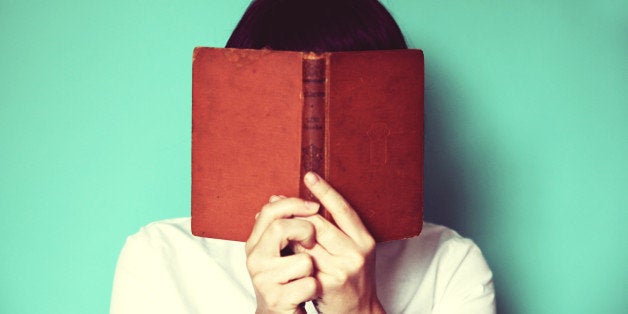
[367,122,391,166]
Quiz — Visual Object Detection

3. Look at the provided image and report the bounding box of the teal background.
[0,0,625,313]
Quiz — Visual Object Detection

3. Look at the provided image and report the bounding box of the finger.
[281,277,319,308]
[303,172,370,242]
[297,215,356,255]
[255,195,287,219]
[255,218,316,258]
[268,195,286,203]
[253,275,317,312]
[247,197,319,250]
[310,242,373,283]
[257,253,314,284]
[293,242,338,275]
[294,243,365,291]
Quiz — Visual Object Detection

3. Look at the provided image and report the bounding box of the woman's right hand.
[245,195,320,314]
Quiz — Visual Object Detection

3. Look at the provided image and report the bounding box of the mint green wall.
[1,1,625,313]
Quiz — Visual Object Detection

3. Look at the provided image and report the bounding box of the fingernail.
[304,172,319,185]
[304,200,319,211]
[269,195,281,203]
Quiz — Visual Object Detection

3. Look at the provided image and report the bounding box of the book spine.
[300,54,326,202]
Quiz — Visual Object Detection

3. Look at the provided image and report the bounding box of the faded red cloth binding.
[192,47,424,242]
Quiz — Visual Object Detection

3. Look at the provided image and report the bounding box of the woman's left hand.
[295,172,386,314]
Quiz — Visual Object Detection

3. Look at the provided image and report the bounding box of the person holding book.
[110,1,495,313]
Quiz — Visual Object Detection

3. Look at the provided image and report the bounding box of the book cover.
[192,47,424,242]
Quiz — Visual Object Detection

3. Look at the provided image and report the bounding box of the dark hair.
[226,0,407,52]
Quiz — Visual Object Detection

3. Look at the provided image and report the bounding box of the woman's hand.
[297,172,385,314]
[245,196,320,314]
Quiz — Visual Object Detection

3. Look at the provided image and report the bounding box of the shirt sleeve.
[109,229,191,314]
[431,237,496,314]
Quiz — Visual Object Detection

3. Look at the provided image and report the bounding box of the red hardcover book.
[192,47,424,242]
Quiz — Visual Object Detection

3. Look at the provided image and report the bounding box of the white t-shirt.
[110,218,495,313]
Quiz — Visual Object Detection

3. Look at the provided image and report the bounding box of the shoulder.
[121,217,245,259]
[127,217,192,241]
[111,218,254,313]
[416,222,489,267]
[118,217,191,259]
[419,223,494,291]
[376,222,484,268]
[375,222,495,313]
[422,223,495,313]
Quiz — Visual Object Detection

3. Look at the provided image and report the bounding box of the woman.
[111,1,495,313]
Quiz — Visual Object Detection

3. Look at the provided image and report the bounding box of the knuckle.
[333,271,349,286]
[319,185,334,200]
[252,272,275,294]
[268,219,287,235]
[301,276,318,294]
[308,215,326,231]
[348,253,366,271]
[306,214,323,226]
[338,201,352,214]
[362,235,376,253]
[302,219,316,234]
[258,203,273,218]
[295,253,314,272]
[244,237,262,254]
[251,273,265,288]
[246,254,261,274]
[268,195,284,203]
[264,291,281,309]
